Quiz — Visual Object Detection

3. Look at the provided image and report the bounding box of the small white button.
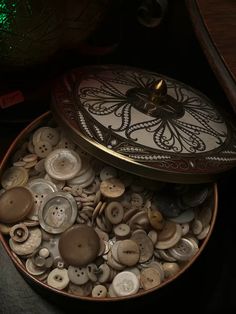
[112,271,139,297]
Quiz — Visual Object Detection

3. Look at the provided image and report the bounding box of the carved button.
[59,225,100,266]
[112,271,139,297]
[100,178,125,198]
[38,191,77,234]
[0,187,34,224]
[10,223,29,243]
[45,149,82,181]
[1,166,28,190]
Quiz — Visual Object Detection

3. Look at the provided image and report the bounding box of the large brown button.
[59,224,100,266]
[0,187,34,223]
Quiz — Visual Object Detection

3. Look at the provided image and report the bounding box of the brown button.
[59,224,100,266]
[158,221,177,241]
[100,178,125,198]
[131,232,154,263]
[0,187,34,223]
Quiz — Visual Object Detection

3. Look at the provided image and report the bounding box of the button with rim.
[27,178,58,221]
[59,224,100,266]
[26,258,46,276]
[10,223,29,243]
[45,149,82,181]
[68,265,89,285]
[47,268,69,290]
[105,201,124,225]
[155,224,182,250]
[9,227,42,256]
[38,191,77,234]
[140,267,161,290]
[1,166,28,190]
[168,237,198,261]
[92,284,107,298]
[100,178,125,198]
[112,271,139,297]
[0,187,34,224]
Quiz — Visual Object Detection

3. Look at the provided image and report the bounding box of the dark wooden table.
[187,0,236,111]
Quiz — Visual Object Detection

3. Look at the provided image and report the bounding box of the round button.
[97,263,111,283]
[33,127,60,147]
[68,265,89,285]
[27,178,58,221]
[140,267,161,290]
[100,166,117,181]
[9,223,29,243]
[155,224,182,250]
[47,268,69,290]
[117,240,140,266]
[59,225,100,266]
[158,221,177,242]
[38,191,77,234]
[9,227,42,256]
[0,187,34,223]
[68,281,93,297]
[130,193,143,209]
[1,166,28,190]
[34,140,53,158]
[26,258,46,276]
[92,285,107,298]
[147,207,164,230]
[105,202,124,224]
[45,149,82,181]
[168,237,199,261]
[112,271,139,297]
[162,262,180,279]
[86,263,98,282]
[169,209,195,224]
[131,232,154,263]
[113,223,131,239]
[100,178,125,198]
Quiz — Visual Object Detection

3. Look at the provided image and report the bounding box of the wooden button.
[117,239,140,266]
[59,225,100,266]
[131,232,154,263]
[0,187,34,223]
[100,178,125,198]
[140,267,161,290]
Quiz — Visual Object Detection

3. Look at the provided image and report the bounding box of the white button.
[67,167,95,188]
[100,166,117,181]
[34,141,53,158]
[27,178,58,221]
[112,271,139,296]
[33,127,60,147]
[92,285,107,298]
[38,191,77,234]
[45,149,82,181]
[47,268,69,290]
[197,225,210,240]
[168,237,198,261]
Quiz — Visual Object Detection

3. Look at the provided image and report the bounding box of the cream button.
[105,202,124,224]
[23,154,38,163]
[38,191,77,234]
[59,225,100,266]
[45,149,82,181]
[33,127,60,147]
[57,134,76,150]
[155,224,182,250]
[112,271,139,297]
[1,166,28,190]
[39,247,50,258]
[162,262,180,279]
[113,223,131,239]
[27,178,58,221]
[68,266,89,285]
[34,141,53,158]
[141,261,164,281]
[131,232,154,263]
[9,227,42,256]
[47,268,69,290]
[129,211,150,231]
[92,285,107,298]
[168,237,198,261]
[180,223,190,236]
[156,249,177,262]
[0,187,34,224]
[10,223,29,243]
[117,240,140,266]
[140,267,161,290]
[107,251,125,271]
[100,166,117,181]
[100,178,125,198]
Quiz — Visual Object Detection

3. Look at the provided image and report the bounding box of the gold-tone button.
[0,187,34,224]
[59,225,100,266]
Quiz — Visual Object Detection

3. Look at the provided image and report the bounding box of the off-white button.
[112,271,139,297]
[100,178,125,198]
[47,268,69,290]
[168,237,198,261]
[92,285,107,298]
[191,219,203,235]
[100,166,117,181]
[105,202,124,224]
[98,263,111,283]
[113,223,131,239]
[117,240,140,266]
[33,127,60,147]
[45,149,82,181]
[68,266,89,285]
[34,141,52,158]
[1,166,28,190]
[86,263,98,282]
[140,267,161,290]
[155,224,182,250]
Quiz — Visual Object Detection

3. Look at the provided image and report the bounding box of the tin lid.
[51,65,236,183]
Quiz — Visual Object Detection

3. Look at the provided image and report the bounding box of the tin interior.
[0,111,218,301]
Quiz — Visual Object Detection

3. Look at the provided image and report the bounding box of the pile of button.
[0,122,214,299]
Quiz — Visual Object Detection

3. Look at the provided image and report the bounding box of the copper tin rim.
[0,111,218,301]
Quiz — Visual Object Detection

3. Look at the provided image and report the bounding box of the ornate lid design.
[51,65,236,183]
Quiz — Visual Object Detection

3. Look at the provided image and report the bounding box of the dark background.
[0,1,236,313]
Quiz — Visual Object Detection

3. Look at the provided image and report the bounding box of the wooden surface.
[187,0,236,111]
